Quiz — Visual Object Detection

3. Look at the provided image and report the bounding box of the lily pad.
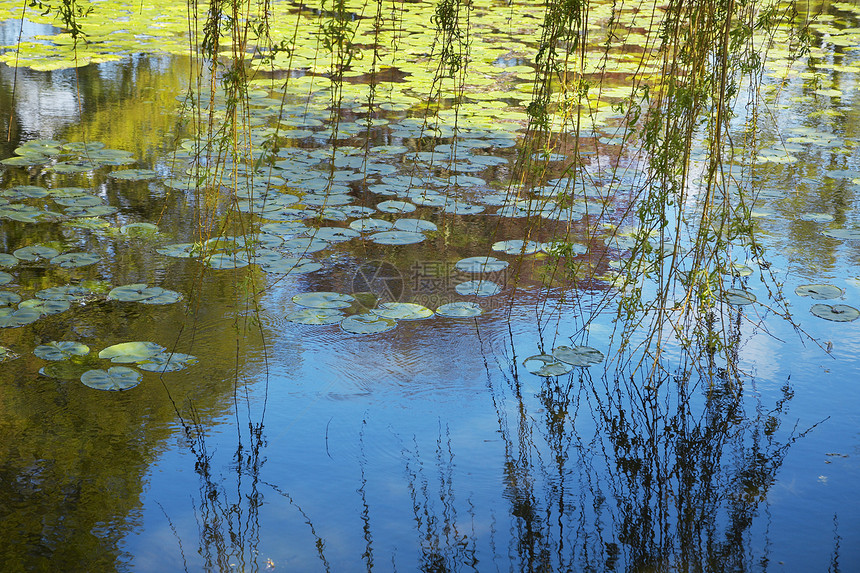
[455,256,509,273]
[137,352,198,373]
[372,302,434,320]
[341,313,398,334]
[108,284,182,304]
[393,218,438,233]
[285,308,346,324]
[722,288,756,305]
[34,341,91,361]
[99,341,166,363]
[0,307,41,327]
[369,230,426,245]
[81,366,142,391]
[157,243,202,258]
[435,301,483,318]
[0,254,19,268]
[552,345,604,366]
[292,291,355,309]
[795,284,843,300]
[0,271,11,285]
[455,280,502,296]
[19,298,71,315]
[492,239,542,255]
[260,257,322,274]
[821,228,860,240]
[810,304,860,322]
[13,245,60,261]
[349,218,394,233]
[36,285,94,301]
[377,200,416,214]
[0,291,22,306]
[523,354,573,377]
[120,222,159,236]
[51,252,101,269]
[205,252,249,269]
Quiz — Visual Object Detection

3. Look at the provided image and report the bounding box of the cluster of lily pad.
[285,290,485,334]
[34,340,197,389]
[523,345,605,377]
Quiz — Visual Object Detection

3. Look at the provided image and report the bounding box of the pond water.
[1,0,860,571]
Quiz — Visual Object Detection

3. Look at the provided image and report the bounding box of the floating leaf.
[51,252,101,269]
[137,352,198,373]
[393,218,437,233]
[99,341,166,363]
[349,218,394,233]
[722,288,756,305]
[0,254,19,268]
[492,239,541,255]
[821,228,860,240]
[552,345,604,366]
[292,291,355,309]
[108,284,182,304]
[260,257,322,274]
[372,302,434,320]
[34,341,90,361]
[455,256,509,273]
[285,308,346,324]
[157,243,201,258]
[810,304,860,322]
[0,307,41,327]
[13,245,60,261]
[19,298,71,315]
[205,252,249,269]
[36,285,93,301]
[341,313,398,334]
[795,284,843,300]
[369,230,426,245]
[0,272,11,286]
[523,354,573,377]
[81,366,142,391]
[377,200,416,214]
[0,291,22,306]
[120,222,159,236]
[281,237,329,253]
[455,280,502,296]
[109,168,158,180]
[435,301,483,318]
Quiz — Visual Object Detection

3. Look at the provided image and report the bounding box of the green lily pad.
[0,272,11,286]
[552,345,604,366]
[312,227,361,243]
[821,228,860,240]
[34,341,91,361]
[137,352,198,373]
[120,222,159,236]
[260,221,308,235]
[285,308,346,324]
[292,291,355,309]
[377,200,416,214]
[19,298,71,315]
[281,237,329,253]
[341,313,398,334]
[435,301,483,317]
[455,280,502,296]
[157,243,202,258]
[13,245,60,261]
[99,341,166,363]
[0,291,22,306]
[81,366,142,391]
[0,254,19,268]
[722,288,756,305]
[369,230,426,245]
[349,218,394,233]
[36,285,94,301]
[260,257,322,274]
[51,252,101,269]
[0,307,41,327]
[109,169,158,180]
[523,354,573,377]
[810,304,860,322]
[205,252,249,269]
[108,284,183,304]
[795,284,843,300]
[492,239,542,255]
[455,256,509,273]
[393,218,438,233]
[54,195,104,208]
[372,302,434,320]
